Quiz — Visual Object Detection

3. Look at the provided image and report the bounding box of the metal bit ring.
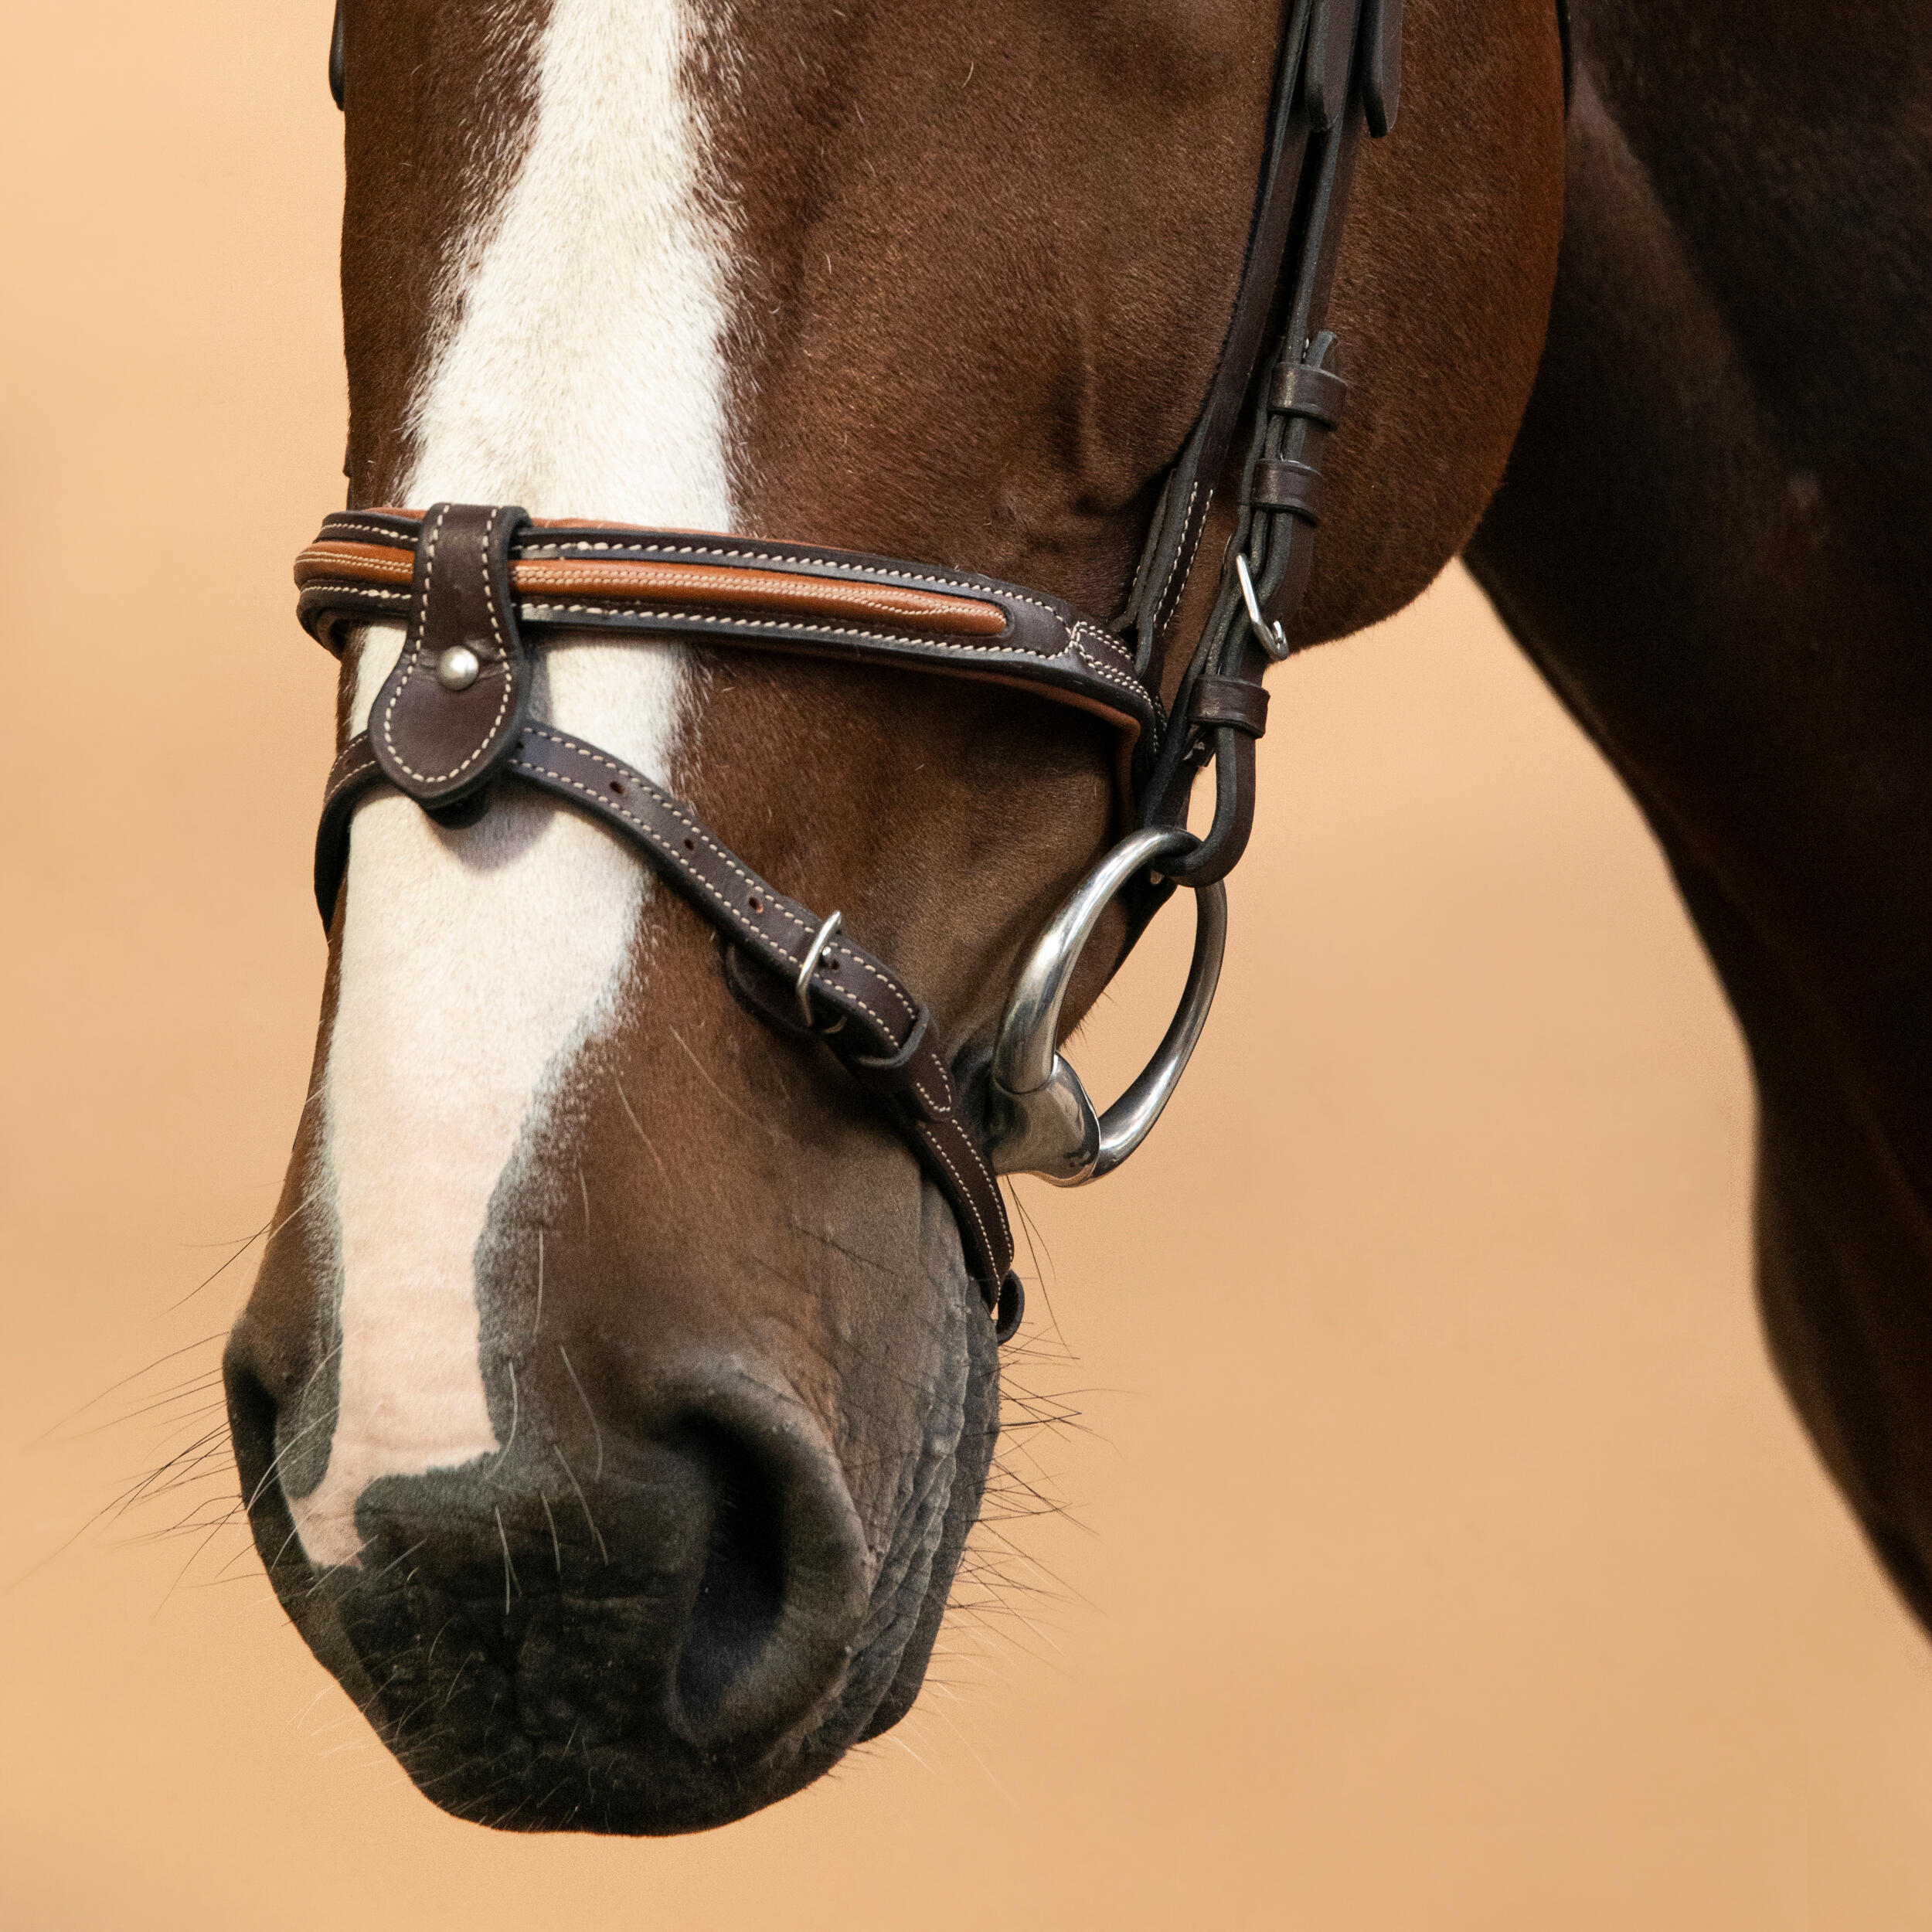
[985,826,1227,1185]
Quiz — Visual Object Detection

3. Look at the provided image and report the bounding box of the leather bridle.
[301,0,1409,1343]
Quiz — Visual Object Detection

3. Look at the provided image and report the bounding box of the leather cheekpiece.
[369,502,532,808]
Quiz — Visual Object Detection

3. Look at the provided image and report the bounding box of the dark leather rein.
[301,0,1408,1342]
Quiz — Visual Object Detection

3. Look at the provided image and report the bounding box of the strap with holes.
[314,726,1016,1303]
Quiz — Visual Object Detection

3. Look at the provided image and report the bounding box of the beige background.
[8,5,1932,1927]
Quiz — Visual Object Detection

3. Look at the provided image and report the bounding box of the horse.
[1469,2,1932,1631]
[224,0,1779,1837]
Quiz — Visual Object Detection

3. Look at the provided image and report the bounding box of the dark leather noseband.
[301,510,1162,1315]
[301,0,1415,1339]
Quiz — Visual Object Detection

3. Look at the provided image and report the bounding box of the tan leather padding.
[294,540,1009,637]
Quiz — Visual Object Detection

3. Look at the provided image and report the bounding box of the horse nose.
[229,1352,872,1764]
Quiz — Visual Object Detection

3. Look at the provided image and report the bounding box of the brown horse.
[228,0,1587,1833]
[1469,4,1932,1630]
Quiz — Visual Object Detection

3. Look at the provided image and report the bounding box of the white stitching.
[307,584,408,603]
[323,525,1048,620]
[320,587,1148,709]
[376,505,516,787]
[312,585,1154,724]
[515,601,1149,704]
[1149,478,1206,638]
[513,561,995,621]
[321,745,378,810]
[315,520,417,543]
[913,1120,999,1269]
[515,537,1065,621]
[297,546,410,576]
[512,728,922,1034]
[325,520,1123,659]
[1065,621,1155,702]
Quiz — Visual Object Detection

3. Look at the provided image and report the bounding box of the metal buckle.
[795,910,843,1027]
[1234,551,1291,662]
[985,827,1227,1185]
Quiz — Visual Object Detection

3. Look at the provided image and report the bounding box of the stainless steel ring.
[985,825,1228,1185]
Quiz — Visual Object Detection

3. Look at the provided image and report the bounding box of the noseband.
[300,0,1408,1342]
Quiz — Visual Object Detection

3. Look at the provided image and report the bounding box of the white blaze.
[290,0,736,1567]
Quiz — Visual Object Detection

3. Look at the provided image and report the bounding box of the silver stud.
[435,645,481,692]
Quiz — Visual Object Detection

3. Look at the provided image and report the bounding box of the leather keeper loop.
[1268,360,1349,426]
[1250,459,1327,522]
[1191,675,1270,738]
[370,501,532,807]
[845,1009,945,1120]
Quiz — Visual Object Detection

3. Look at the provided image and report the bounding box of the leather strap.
[1250,459,1327,521]
[369,502,532,808]
[1268,359,1349,424]
[298,511,1162,820]
[1138,0,1396,890]
[315,723,1017,1301]
[1119,0,1325,672]
[299,540,1013,635]
[1190,675,1270,736]
[299,515,1157,741]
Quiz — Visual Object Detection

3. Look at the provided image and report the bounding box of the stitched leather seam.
[321,747,379,810]
[1148,479,1204,639]
[513,728,921,1036]
[914,1121,998,1270]
[318,519,418,543]
[515,601,1148,700]
[311,549,1001,631]
[307,583,409,604]
[818,941,922,1029]
[320,519,1048,628]
[308,586,1147,701]
[313,585,1151,719]
[515,540,1063,621]
[519,563,995,623]
[378,505,516,788]
[311,529,1148,684]
[1064,624,1155,702]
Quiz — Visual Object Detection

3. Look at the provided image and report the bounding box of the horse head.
[225,0,1565,1833]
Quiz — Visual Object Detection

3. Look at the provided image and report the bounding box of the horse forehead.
[345,0,745,509]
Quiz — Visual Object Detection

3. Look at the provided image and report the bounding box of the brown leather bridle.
[300,0,1413,1342]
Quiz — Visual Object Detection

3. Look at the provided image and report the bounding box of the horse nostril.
[223,1354,277,1498]
[675,1423,787,1730]
[654,1379,872,1755]
[222,1349,301,1581]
